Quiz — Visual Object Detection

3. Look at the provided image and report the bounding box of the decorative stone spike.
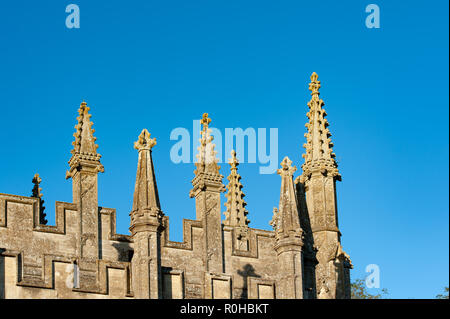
[134,128,157,151]
[130,129,163,228]
[269,207,279,231]
[66,101,104,179]
[31,173,47,225]
[299,72,340,184]
[274,157,303,241]
[192,113,222,178]
[223,150,250,227]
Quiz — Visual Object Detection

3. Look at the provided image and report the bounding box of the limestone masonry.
[0,72,352,299]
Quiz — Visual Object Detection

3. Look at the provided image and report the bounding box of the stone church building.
[0,73,352,299]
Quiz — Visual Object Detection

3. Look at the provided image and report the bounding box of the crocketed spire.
[224,150,249,227]
[299,73,340,183]
[272,157,302,241]
[66,101,104,179]
[131,129,162,218]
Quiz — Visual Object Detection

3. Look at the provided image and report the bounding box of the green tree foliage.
[436,287,449,299]
[351,278,388,299]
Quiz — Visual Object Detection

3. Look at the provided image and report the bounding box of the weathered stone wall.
[0,193,280,299]
[0,194,133,299]
[159,217,278,299]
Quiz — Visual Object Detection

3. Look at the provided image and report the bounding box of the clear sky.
[0,1,448,299]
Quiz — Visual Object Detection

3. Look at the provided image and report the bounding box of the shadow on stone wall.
[112,242,133,263]
[296,182,317,299]
[237,264,260,299]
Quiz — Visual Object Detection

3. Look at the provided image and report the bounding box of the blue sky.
[0,1,448,299]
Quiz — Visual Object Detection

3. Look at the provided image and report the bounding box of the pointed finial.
[229,150,239,170]
[32,173,42,189]
[191,112,224,197]
[193,112,220,170]
[31,173,47,225]
[269,207,279,231]
[277,156,297,176]
[32,173,43,200]
[280,156,293,169]
[134,129,157,151]
[200,113,212,130]
[77,101,89,119]
[309,72,321,99]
